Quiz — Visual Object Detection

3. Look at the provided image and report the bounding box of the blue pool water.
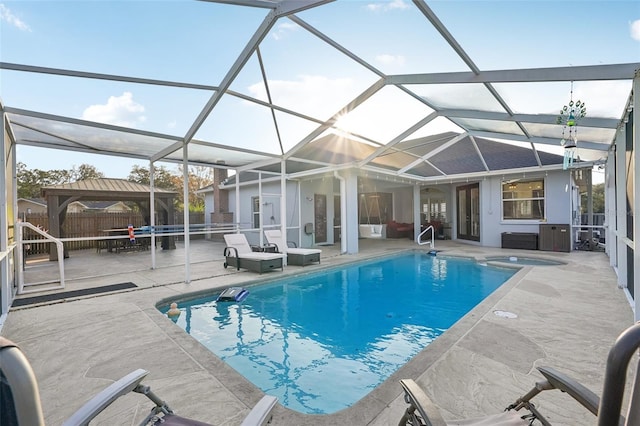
[161,252,516,414]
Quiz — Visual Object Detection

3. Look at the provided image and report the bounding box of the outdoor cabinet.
[539,224,571,252]
[501,232,538,250]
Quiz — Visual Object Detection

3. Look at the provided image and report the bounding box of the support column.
[0,107,9,319]
[616,119,627,290]
[183,143,190,284]
[632,71,639,321]
[280,160,287,241]
[149,161,156,269]
[587,169,594,249]
[413,184,421,242]
[344,169,359,254]
[606,149,616,265]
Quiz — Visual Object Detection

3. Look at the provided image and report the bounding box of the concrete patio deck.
[1,238,635,425]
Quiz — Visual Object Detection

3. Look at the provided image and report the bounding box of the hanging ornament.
[556,82,586,170]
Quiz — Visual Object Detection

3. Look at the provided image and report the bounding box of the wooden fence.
[21,212,205,255]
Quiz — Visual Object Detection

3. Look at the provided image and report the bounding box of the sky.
[1,0,639,183]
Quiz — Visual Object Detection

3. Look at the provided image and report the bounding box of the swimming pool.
[160,252,516,414]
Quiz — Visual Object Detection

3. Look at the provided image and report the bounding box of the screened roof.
[1,0,638,183]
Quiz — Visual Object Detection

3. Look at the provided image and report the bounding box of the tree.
[127,165,178,190]
[174,165,215,212]
[68,164,104,181]
[17,162,100,199]
[581,183,604,213]
[127,164,214,212]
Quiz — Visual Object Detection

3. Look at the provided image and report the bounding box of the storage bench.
[501,232,538,250]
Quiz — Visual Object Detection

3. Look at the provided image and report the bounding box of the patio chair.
[0,337,277,426]
[398,322,640,426]
[264,229,321,266]
[223,233,285,274]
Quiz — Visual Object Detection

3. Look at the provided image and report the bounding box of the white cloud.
[0,4,31,31]
[271,21,298,41]
[82,92,146,128]
[375,54,406,66]
[366,0,409,12]
[631,19,640,41]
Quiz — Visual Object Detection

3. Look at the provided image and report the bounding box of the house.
[203,132,580,252]
[18,197,132,214]
[67,200,132,213]
[17,198,47,215]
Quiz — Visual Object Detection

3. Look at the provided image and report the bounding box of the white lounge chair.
[223,233,285,273]
[264,229,321,266]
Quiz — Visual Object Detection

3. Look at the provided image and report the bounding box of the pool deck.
[2,238,635,425]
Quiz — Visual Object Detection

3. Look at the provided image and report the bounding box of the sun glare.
[333,113,358,135]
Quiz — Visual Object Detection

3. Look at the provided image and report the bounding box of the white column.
[413,184,421,242]
[334,172,347,254]
[606,150,616,265]
[632,72,639,321]
[149,161,156,269]
[0,107,9,319]
[344,169,359,254]
[280,160,287,240]
[616,120,627,290]
[235,170,240,231]
[183,143,191,284]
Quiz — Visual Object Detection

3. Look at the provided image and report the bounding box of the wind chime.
[556,81,587,170]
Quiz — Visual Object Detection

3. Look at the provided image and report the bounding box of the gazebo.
[41,178,177,260]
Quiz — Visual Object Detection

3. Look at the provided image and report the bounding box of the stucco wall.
[478,171,572,248]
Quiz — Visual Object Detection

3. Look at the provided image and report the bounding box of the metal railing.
[17,222,65,294]
[417,225,434,248]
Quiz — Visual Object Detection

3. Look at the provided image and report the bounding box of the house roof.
[18,198,46,207]
[223,132,566,186]
[2,1,636,184]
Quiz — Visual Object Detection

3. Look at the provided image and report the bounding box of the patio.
[3,239,634,425]
[0,1,638,424]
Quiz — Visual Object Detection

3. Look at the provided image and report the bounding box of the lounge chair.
[398,322,640,426]
[0,336,278,426]
[264,229,321,266]
[223,233,285,274]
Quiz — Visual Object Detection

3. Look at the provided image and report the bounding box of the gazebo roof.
[41,178,176,201]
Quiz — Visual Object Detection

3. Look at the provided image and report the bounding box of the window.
[502,179,545,220]
[423,201,446,222]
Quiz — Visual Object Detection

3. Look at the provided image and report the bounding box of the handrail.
[417,225,434,248]
[17,221,65,294]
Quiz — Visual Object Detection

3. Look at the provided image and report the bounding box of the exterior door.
[457,183,480,241]
[314,194,327,244]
